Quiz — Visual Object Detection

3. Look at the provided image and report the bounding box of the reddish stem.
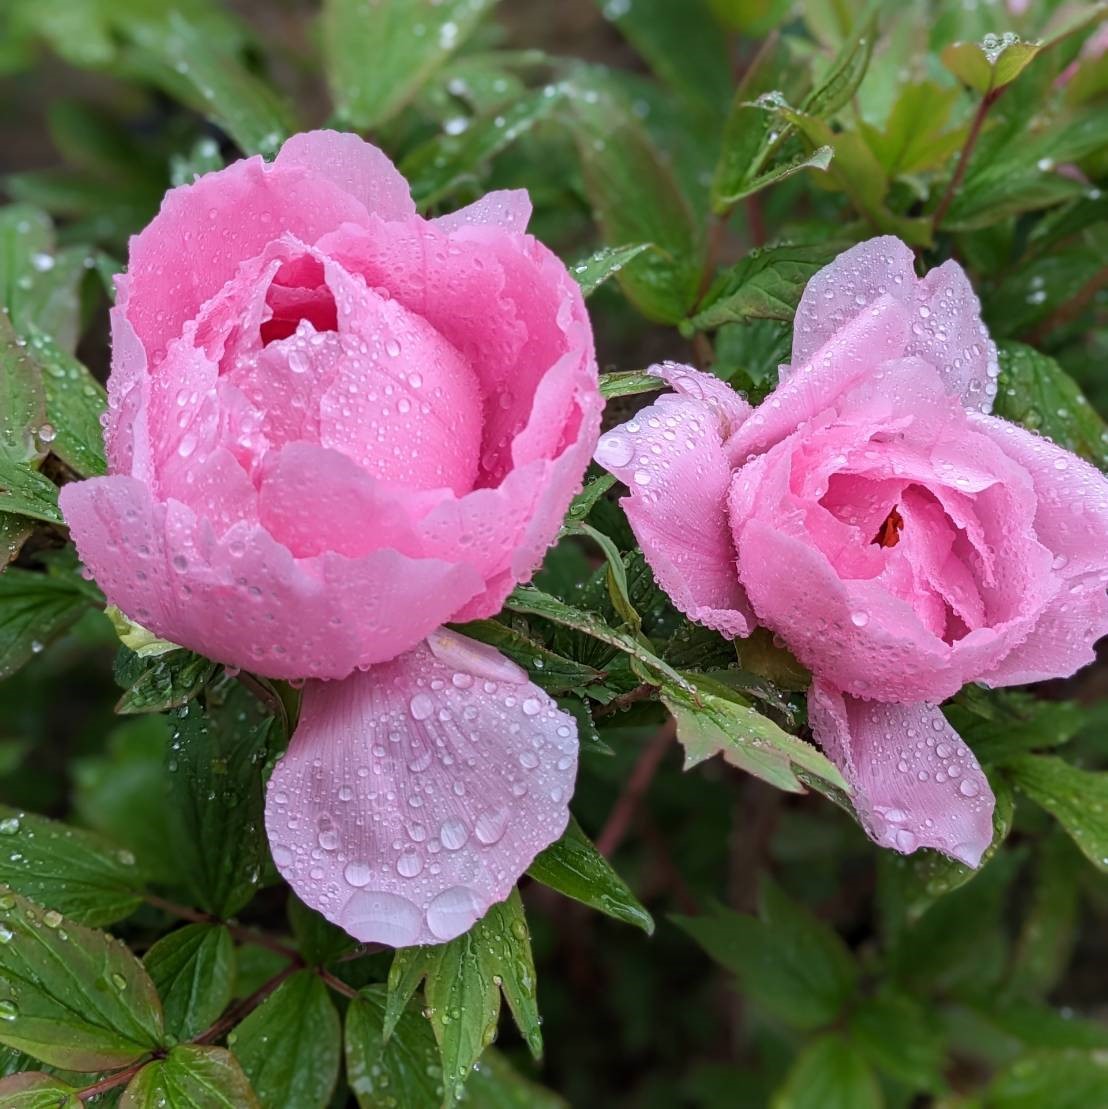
[931,86,1004,235]
[596,719,676,858]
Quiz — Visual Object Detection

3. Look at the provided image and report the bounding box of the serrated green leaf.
[404,87,560,207]
[0,566,95,680]
[0,1072,81,1108]
[661,672,846,794]
[1007,755,1108,872]
[0,463,60,525]
[569,244,653,297]
[0,890,164,1070]
[121,1045,259,1109]
[983,1049,1108,1109]
[384,889,541,1105]
[848,990,944,1090]
[561,69,702,323]
[230,970,340,1109]
[687,241,846,332]
[675,883,857,1030]
[116,651,218,715]
[144,924,234,1041]
[165,682,275,916]
[772,1033,881,1109]
[527,816,653,934]
[993,341,1108,470]
[0,806,143,926]
[324,0,496,130]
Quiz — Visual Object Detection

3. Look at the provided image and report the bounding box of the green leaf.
[323,0,496,129]
[848,990,944,1090]
[686,241,847,332]
[675,882,857,1030]
[120,1045,259,1108]
[0,566,95,680]
[860,81,968,176]
[799,4,879,119]
[24,331,107,478]
[144,924,234,1041]
[993,341,1108,471]
[944,687,1088,763]
[0,517,32,571]
[165,682,275,916]
[569,244,653,298]
[597,0,731,113]
[384,889,542,1102]
[0,1072,81,1108]
[661,672,847,794]
[0,890,164,1071]
[0,806,144,926]
[0,313,45,467]
[561,69,702,323]
[983,1049,1108,1109]
[941,35,1040,94]
[1007,755,1108,872]
[116,651,218,715]
[597,371,665,400]
[772,1033,881,1109]
[465,1048,566,1108]
[229,970,340,1109]
[403,87,561,207]
[527,816,654,934]
[0,463,60,525]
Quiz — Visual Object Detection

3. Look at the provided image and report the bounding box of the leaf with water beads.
[143,924,234,1042]
[0,565,97,681]
[0,889,164,1071]
[115,650,218,715]
[0,1071,82,1107]
[569,244,653,298]
[120,1045,260,1109]
[383,889,542,1107]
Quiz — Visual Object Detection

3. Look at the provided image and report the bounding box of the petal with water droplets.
[433,189,532,234]
[808,681,994,867]
[264,630,578,946]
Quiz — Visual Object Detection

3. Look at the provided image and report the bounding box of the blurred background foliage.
[1,0,1108,1106]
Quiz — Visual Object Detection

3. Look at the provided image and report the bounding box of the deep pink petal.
[808,681,995,867]
[273,129,415,221]
[790,236,998,413]
[59,477,484,678]
[433,189,532,234]
[595,392,754,638]
[264,629,577,946]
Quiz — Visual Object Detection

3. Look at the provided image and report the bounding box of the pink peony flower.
[595,237,1108,867]
[60,130,602,945]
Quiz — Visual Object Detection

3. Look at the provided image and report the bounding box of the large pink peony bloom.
[61,130,602,945]
[595,237,1108,867]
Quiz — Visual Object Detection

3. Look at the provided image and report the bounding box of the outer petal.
[265,630,578,946]
[595,392,754,638]
[433,189,532,234]
[273,129,415,222]
[648,361,752,437]
[59,476,484,679]
[789,236,998,413]
[971,414,1108,684]
[808,681,995,867]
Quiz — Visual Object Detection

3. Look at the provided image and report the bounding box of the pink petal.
[264,629,578,946]
[273,130,415,222]
[433,189,532,234]
[648,361,752,437]
[59,476,484,678]
[725,293,912,463]
[808,681,995,867]
[595,392,754,638]
[125,156,370,361]
[790,236,998,414]
[971,413,1108,685]
[104,299,152,481]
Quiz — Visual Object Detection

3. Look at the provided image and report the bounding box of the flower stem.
[931,86,1004,235]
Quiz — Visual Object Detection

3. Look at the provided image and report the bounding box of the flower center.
[871,505,904,548]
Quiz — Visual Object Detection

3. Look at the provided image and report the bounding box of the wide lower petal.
[595,392,754,638]
[265,629,578,946]
[808,681,994,867]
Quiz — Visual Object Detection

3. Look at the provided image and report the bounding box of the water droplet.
[439,819,469,851]
[409,694,434,721]
[850,610,870,628]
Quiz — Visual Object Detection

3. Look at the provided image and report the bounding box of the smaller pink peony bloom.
[596,237,1108,867]
[61,130,602,945]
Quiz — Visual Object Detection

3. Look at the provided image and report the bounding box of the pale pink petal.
[808,681,995,867]
[59,477,485,679]
[273,129,415,221]
[648,361,752,437]
[595,392,754,638]
[789,236,998,413]
[724,294,911,463]
[264,629,577,946]
[971,413,1108,684]
[125,157,369,360]
[433,189,532,234]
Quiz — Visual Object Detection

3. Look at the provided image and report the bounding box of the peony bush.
[0,1,1107,1106]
